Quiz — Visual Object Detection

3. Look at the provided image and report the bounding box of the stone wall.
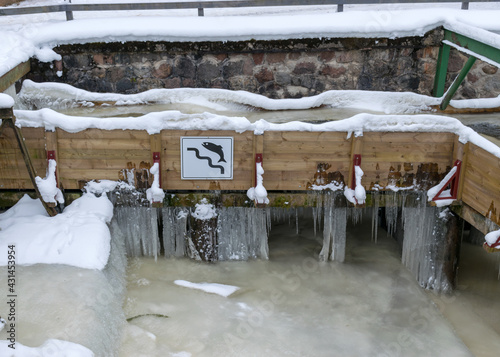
[27,27,500,99]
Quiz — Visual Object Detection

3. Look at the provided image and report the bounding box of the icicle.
[371,191,380,243]
[217,207,270,261]
[402,195,453,293]
[385,191,398,236]
[319,191,346,262]
[112,206,160,259]
[295,208,299,235]
[162,207,188,258]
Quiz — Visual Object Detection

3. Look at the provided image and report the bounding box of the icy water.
[56,103,500,143]
[118,216,500,357]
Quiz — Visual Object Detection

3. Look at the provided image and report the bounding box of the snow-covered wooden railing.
[0,0,493,21]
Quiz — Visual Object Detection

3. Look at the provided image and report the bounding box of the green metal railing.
[1,0,499,21]
[434,29,500,109]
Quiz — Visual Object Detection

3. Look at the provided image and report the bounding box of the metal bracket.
[432,160,462,201]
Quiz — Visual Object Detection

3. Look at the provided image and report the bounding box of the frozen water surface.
[118,215,488,357]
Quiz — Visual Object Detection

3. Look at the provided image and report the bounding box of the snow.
[247,162,269,205]
[0,193,113,270]
[174,279,240,297]
[344,165,366,205]
[0,339,94,357]
[1,4,500,79]
[443,40,500,69]
[145,162,165,204]
[0,93,14,108]
[35,158,64,204]
[192,198,216,220]
[485,229,500,248]
[427,166,458,204]
[17,80,440,113]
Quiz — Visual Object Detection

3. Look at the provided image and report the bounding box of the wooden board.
[461,143,500,225]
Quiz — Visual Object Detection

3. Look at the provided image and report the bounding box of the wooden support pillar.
[402,205,462,292]
[443,211,462,290]
[189,215,218,262]
[252,133,264,187]
[45,129,61,189]
[347,134,363,194]
[454,141,469,202]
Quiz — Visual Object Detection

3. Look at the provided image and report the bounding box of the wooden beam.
[347,134,363,190]
[0,61,30,93]
[45,129,61,188]
[453,139,469,201]
[450,203,500,236]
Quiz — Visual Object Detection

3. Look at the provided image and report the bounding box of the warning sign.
[181,137,233,180]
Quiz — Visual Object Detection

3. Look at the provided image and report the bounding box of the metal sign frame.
[181,136,234,180]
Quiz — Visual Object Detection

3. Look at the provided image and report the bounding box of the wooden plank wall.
[0,127,457,192]
[461,143,500,226]
[3,125,500,230]
[0,126,46,189]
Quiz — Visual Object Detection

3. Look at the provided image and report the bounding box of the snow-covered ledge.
[0,93,14,109]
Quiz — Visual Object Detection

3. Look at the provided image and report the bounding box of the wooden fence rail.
[1,0,497,21]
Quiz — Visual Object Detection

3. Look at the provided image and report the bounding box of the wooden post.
[189,215,218,262]
[347,134,363,193]
[456,141,469,202]
[45,129,61,189]
[252,133,264,188]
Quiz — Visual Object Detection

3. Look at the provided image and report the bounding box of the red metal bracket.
[153,152,161,188]
[432,160,462,201]
[255,153,263,187]
[47,150,59,187]
[350,154,362,190]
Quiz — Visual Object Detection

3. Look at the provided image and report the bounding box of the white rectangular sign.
[181,137,233,180]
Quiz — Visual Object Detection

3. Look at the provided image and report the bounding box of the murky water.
[119,216,500,357]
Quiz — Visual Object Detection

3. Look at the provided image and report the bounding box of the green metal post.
[433,43,450,98]
[440,55,477,111]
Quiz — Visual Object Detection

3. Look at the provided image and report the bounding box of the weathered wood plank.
[0,61,30,93]
[57,128,150,140]
[58,149,151,160]
[57,138,150,150]
[362,132,455,143]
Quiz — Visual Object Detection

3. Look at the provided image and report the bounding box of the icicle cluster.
[217,207,270,260]
[162,208,189,258]
[112,206,161,259]
[402,194,452,293]
[318,191,347,262]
